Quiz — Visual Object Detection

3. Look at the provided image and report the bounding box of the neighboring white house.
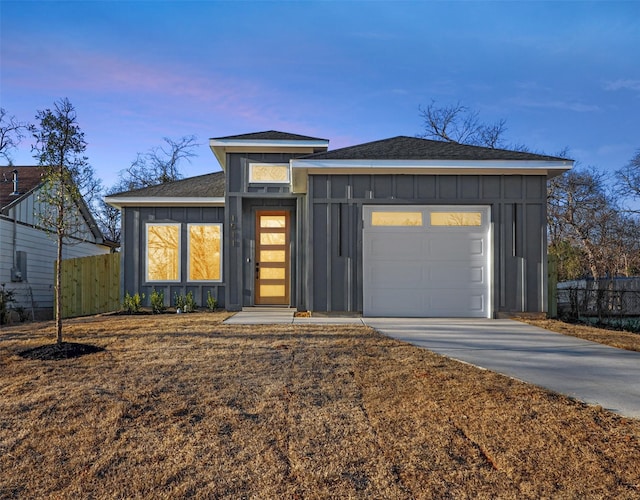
[1,166,113,320]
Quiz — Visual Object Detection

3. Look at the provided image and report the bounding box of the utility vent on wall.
[11,251,27,282]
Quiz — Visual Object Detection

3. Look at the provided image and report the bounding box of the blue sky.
[1,1,639,188]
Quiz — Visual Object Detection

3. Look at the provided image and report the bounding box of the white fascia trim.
[290,159,574,172]
[209,138,329,149]
[105,196,225,209]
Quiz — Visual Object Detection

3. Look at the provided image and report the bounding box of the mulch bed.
[18,342,105,361]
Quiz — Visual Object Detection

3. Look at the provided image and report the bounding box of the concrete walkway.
[224,310,640,419]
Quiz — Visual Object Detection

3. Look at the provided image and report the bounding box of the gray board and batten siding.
[116,172,226,309]
[108,132,571,317]
[224,153,304,311]
[304,173,548,316]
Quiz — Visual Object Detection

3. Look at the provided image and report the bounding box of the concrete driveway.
[364,318,640,420]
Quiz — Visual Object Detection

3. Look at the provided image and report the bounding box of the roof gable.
[0,166,46,209]
[209,131,330,170]
[302,136,571,162]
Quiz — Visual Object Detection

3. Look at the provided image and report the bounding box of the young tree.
[32,98,101,344]
[0,108,32,164]
[118,135,198,191]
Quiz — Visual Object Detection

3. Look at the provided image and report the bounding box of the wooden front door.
[255,210,290,305]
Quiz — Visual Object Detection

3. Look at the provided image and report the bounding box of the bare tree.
[95,185,122,243]
[547,166,621,280]
[0,108,32,164]
[118,135,198,191]
[418,101,507,148]
[32,98,101,344]
[616,149,640,212]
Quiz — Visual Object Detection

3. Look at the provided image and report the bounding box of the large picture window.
[188,224,222,281]
[146,223,180,282]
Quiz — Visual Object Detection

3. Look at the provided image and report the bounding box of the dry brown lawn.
[1,313,640,498]
[520,317,640,352]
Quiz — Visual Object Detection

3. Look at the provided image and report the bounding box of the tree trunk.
[56,232,63,344]
[56,181,64,345]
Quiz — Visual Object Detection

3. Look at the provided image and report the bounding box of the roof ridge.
[210,130,329,142]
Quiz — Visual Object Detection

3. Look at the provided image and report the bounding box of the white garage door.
[363,205,491,318]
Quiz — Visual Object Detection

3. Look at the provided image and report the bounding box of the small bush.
[0,284,15,325]
[174,291,197,313]
[206,291,218,312]
[123,292,144,314]
[174,292,186,312]
[150,289,166,314]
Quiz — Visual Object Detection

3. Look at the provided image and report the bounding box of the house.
[0,166,113,319]
[106,131,573,318]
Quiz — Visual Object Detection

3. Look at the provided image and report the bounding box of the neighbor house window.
[371,211,423,226]
[249,163,290,183]
[430,212,482,226]
[188,224,222,281]
[146,223,180,281]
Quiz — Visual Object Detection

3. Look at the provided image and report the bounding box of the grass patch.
[1,312,639,497]
[520,317,640,352]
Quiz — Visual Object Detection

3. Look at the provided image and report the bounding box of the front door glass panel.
[255,211,290,305]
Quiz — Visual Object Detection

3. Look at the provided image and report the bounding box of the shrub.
[174,292,186,312]
[174,291,197,313]
[123,292,144,314]
[206,291,218,312]
[0,284,15,325]
[150,289,166,314]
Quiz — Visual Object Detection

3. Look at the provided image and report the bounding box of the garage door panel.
[368,262,425,287]
[429,264,485,286]
[368,234,425,259]
[369,290,423,316]
[363,205,491,318]
[431,291,486,316]
[429,235,485,259]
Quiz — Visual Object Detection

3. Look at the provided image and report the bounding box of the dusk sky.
[1,1,639,189]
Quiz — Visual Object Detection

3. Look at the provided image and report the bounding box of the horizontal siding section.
[5,189,100,243]
[0,217,109,316]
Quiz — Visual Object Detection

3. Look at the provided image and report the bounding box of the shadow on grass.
[18,342,105,361]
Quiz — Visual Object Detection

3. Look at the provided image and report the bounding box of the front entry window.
[146,223,180,282]
[188,224,222,281]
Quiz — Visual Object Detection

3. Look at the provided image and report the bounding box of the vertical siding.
[121,206,226,310]
[224,153,305,310]
[306,174,548,316]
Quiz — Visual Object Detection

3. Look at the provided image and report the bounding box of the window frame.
[145,222,181,283]
[187,223,223,283]
[248,163,291,184]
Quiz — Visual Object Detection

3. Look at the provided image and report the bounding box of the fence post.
[547,254,558,318]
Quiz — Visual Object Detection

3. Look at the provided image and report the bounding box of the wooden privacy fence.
[57,253,120,318]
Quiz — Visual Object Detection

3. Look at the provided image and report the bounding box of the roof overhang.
[290,158,573,193]
[105,196,225,209]
[291,158,573,174]
[209,138,330,170]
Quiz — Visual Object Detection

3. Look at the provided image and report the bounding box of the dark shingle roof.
[302,136,570,162]
[211,130,328,142]
[112,171,225,198]
[0,166,46,209]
